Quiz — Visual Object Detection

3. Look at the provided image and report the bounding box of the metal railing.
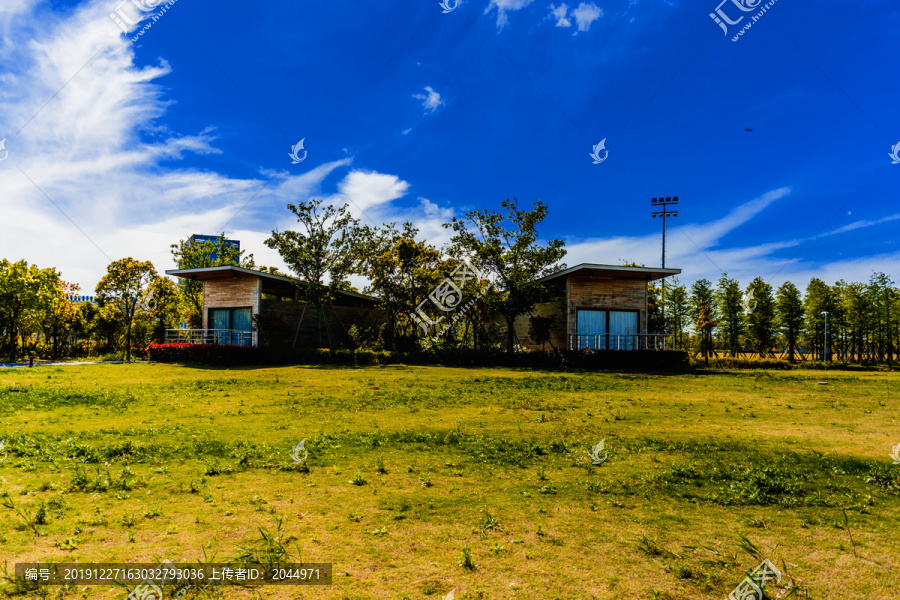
[165,329,256,347]
[569,333,674,351]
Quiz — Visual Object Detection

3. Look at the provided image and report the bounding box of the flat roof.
[165,265,376,302]
[535,263,681,284]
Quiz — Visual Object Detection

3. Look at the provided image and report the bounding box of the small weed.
[350,472,368,486]
[458,546,476,571]
[375,457,388,474]
[419,474,433,488]
[478,508,501,532]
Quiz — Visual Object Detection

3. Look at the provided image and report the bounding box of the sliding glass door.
[208,307,253,346]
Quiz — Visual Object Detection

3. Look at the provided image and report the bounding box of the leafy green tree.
[841,281,873,362]
[363,222,454,350]
[171,233,255,328]
[444,198,566,354]
[689,278,717,364]
[0,259,61,360]
[775,281,804,363]
[803,278,835,360]
[744,277,776,357]
[145,276,182,344]
[265,199,363,348]
[95,258,157,361]
[42,281,81,359]
[716,274,744,357]
[868,272,896,362]
[662,277,689,350]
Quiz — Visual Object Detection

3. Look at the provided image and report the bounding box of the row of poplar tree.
[648,273,898,363]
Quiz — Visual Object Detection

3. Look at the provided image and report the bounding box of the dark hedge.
[147,343,689,372]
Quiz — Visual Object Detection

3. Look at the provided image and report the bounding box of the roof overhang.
[535,263,681,284]
[165,266,376,303]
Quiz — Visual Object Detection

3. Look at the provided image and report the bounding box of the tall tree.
[663,277,689,350]
[171,233,255,328]
[43,281,81,359]
[690,278,717,365]
[803,278,835,361]
[363,223,455,350]
[744,277,776,357]
[868,272,896,362]
[775,281,804,363]
[444,198,566,354]
[716,274,745,357]
[95,258,157,361]
[265,199,363,347]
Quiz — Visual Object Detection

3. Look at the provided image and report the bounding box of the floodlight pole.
[822,311,829,362]
[652,197,679,347]
[651,196,679,269]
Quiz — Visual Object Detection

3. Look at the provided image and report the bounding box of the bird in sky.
[745,128,753,132]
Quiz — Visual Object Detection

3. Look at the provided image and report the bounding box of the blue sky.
[1,0,898,292]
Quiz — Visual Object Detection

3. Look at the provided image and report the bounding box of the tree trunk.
[505,315,515,354]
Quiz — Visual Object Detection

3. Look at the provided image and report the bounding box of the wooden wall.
[566,275,648,338]
[201,275,261,329]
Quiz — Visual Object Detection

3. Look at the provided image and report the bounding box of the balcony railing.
[569,333,674,351]
[165,329,256,347]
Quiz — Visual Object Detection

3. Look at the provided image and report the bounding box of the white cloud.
[571,2,603,32]
[0,0,437,291]
[413,86,443,113]
[550,4,571,27]
[335,170,410,214]
[547,2,602,34]
[484,0,535,30]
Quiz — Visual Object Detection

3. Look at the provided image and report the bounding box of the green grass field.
[1,364,899,599]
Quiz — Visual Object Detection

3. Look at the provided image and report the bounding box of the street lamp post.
[822,311,829,362]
